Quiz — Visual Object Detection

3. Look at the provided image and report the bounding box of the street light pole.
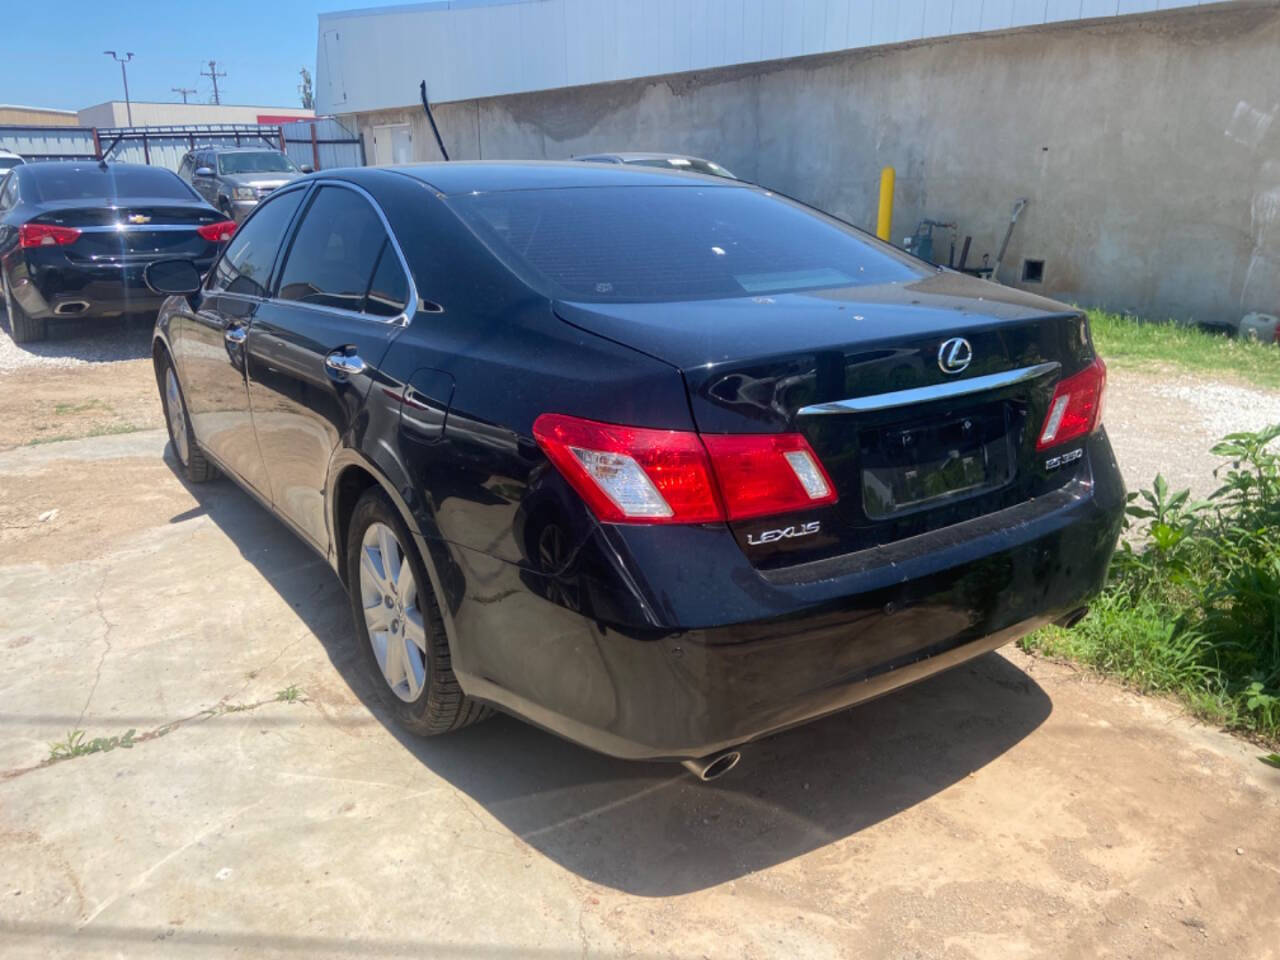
[103,51,136,126]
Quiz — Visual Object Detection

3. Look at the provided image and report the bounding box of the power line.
[171,86,197,104]
[200,60,227,105]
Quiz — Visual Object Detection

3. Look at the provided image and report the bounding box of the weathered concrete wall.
[343,2,1280,326]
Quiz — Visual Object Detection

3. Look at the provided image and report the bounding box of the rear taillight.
[1037,356,1106,450]
[19,223,80,248]
[532,413,837,525]
[197,220,237,243]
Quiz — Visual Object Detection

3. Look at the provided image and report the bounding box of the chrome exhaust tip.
[54,300,90,315]
[680,750,741,782]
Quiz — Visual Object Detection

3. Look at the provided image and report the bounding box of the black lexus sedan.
[144,162,1123,779]
[0,161,234,343]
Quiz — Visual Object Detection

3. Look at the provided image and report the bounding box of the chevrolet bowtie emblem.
[127,214,151,224]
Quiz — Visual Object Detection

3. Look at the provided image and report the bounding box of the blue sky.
[1,0,387,111]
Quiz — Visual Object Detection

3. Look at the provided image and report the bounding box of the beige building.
[0,104,79,127]
[76,101,314,128]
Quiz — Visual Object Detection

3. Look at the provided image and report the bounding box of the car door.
[245,182,412,551]
[172,185,309,497]
[192,152,216,205]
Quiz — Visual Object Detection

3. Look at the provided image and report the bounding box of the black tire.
[346,488,491,736]
[3,272,46,344]
[158,352,216,483]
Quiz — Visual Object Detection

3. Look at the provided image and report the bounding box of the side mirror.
[144,258,202,296]
[299,164,314,174]
[195,166,214,177]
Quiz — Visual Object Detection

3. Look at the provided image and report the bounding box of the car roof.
[576,152,717,163]
[22,161,164,177]
[357,160,742,196]
[192,146,284,154]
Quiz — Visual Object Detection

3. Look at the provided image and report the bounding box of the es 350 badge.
[1045,448,1084,471]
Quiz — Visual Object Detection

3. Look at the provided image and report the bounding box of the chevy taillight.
[532,413,837,525]
[1037,357,1107,450]
[19,223,81,248]
[197,220,237,243]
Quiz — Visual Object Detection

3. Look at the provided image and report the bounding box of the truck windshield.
[218,153,298,175]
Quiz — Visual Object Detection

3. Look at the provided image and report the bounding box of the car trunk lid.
[554,272,1097,567]
[29,200,222,262]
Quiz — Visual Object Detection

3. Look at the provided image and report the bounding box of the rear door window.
[208,188,306,298]
[276,186,403,315]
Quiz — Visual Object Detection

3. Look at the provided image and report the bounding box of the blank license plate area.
[860,404,1014,519]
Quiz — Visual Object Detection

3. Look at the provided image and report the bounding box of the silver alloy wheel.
[164,367,191,465]
[358,521,428,702]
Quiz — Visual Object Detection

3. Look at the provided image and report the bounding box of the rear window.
[28,165,197,202]
[449,185,926,303]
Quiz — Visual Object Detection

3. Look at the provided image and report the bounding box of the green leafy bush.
[1023,425,1280,743]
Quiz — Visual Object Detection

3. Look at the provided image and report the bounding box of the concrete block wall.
[343,1,1280,326]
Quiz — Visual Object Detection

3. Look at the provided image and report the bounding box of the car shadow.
[167,447,1054,898]
[0,308,153,362]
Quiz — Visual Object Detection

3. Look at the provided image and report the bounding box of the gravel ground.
[0,309,152,372]
[1106,366,1280,499]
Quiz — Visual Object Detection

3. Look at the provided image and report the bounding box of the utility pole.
[103,51,135,126]
[171,86,197,104]
[200,60,227,105]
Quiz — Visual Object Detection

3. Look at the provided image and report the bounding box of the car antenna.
[98,158,109,170]
[419,80,449,161]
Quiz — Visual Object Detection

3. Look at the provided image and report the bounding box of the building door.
[371,124,413,166]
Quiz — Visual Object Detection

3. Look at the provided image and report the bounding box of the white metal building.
[316,0,1215,114]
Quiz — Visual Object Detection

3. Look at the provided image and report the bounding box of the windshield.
[29,165,198,202]
[217,152,298,175]
[450,185,926,303]
[625,156,737,179]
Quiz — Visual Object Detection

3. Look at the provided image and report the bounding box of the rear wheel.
[159,354,215,482]
[346,489,491,735]
[2,270,46,344]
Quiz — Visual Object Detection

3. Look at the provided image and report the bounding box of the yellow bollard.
[876,166,895,242]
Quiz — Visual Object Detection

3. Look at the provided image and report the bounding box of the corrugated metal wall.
[283,117,365,170]
[316,0,1214,113]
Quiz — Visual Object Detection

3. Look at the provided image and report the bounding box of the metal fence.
[0,119,363,172]
[283,118,365,171]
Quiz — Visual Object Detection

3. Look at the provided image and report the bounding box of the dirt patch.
[0,360,164,451]
[0,449,196,564]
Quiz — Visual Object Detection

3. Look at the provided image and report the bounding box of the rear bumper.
[8,254,215,319]
[445,430,1125,761]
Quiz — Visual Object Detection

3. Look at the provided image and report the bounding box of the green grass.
[1088,309,1280,390]
[48,728,137,762]
[25,422,144,446]
[1020,427,1280,749]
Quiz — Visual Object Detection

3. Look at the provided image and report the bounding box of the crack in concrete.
[77,570,116,729]
[0,693,310,782]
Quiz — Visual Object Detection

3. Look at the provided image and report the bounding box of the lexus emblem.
[937,337,973,375]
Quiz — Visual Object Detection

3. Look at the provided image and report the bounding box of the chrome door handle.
[325,351,366,377]
[224,325,247,345]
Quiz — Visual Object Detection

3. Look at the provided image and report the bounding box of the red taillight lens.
[702,433,837,521]
[532,414,723,523]
[1036,357,1106,450]
[197,220,237,243]
[18,223,81,248]
[532,413,837,525]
